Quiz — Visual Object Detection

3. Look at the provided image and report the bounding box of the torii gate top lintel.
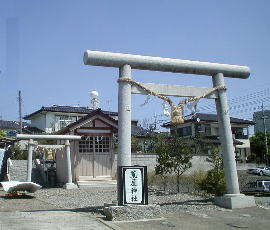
[83,50,250,79]
[16,134,81,140]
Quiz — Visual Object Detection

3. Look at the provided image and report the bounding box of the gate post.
[63,139,77,189]
[26,139,34,182]
[212,73,255,208]
[117,64,132,204]
[212,73,240,194]
[118,64,132,167]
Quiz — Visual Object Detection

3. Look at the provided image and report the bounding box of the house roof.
[0,120,29,130]
[192,113,255,125]
[193,137,243,145]
[0,136,17,145]
[56,109,118,134]
[56,108,149,137]
[163,113,255,127]
[131,125,149,137]
[24,105,118,120]
[22,126,44,134]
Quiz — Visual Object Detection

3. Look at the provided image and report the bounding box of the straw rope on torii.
[31,143,65,160]
[118,78,227,126]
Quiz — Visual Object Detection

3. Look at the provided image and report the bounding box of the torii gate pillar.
[212,73,255,208]
[118,64,132,167]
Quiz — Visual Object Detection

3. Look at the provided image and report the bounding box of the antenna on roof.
[90,91,100,110]
[18,90,23,133]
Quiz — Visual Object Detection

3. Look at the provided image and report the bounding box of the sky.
[1,0,270,127]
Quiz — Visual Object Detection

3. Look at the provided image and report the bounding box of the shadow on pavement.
[159,198,214,207]
[21,205,104,215]
[1,194,35,199]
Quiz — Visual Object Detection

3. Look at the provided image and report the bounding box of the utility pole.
[18,90,23,134]
[261,103,269,166]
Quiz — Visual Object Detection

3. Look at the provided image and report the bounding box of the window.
[204,124,211,135]
[177,126,192,137]
[79,136,94,153]
[95,136,110,152]
[79,136,110,153]
[55,115,83,131]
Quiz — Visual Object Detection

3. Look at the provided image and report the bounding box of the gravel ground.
[1,184,270,230]
[0,186,223,215]
[1,170,270,217]
[0,185,225,215]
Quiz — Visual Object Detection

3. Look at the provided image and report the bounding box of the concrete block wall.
[131,154,158,172]
[113,154,213,174]
[9,160,43,184]
[113,154,256,175]
[9,160,28,181]
[236,163,263,171]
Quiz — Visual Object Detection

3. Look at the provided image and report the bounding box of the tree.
[169,136,193,193]
[154,135,173,191]
[0,130,6,138]
[154,135,193,192]
[250,132,270,164]
[131,136,143,153]
[199,148,226,196]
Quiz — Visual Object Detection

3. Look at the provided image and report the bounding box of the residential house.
[23,105,118,133]
[0,119,42,136]
[24,104,150,143]
[0,120,27,136]
[253,110,270,134]
[163,113,255,163]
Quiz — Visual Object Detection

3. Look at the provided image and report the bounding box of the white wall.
[31,114,46,131]
[46,113,56,132]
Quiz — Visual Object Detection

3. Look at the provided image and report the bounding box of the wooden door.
[75,135,113,180]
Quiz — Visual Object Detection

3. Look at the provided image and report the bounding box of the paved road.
[0,190,113,230]
[0,211,112,230]
[114,206,270,230]
[2,204,269,230]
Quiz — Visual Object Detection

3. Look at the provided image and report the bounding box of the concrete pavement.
[0,210,113,230]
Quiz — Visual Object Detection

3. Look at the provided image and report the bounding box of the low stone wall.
[114,154,257,175]
[113,154,213,175]
[236,163,263,171]
[9,160,28,181]
[113,154,158,175]
[9,160,43,184]
[131,153,158,172]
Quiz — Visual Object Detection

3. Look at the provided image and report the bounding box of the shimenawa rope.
[118,78,226,126]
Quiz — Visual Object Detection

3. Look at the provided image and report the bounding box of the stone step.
[77,180,117,188]
[78,175,113,181]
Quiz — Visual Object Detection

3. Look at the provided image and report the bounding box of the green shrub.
[10,146,28,160]
[199,168,226,196]
[199,148,226,196]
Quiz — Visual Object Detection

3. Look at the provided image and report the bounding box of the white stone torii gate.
[83,50,255,208]
[16,134,81,189]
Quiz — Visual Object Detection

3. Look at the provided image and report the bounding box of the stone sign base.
[103,204,161,221]
[214,194,256,209]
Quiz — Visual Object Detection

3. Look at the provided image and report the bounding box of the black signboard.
[118,166,148,206]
